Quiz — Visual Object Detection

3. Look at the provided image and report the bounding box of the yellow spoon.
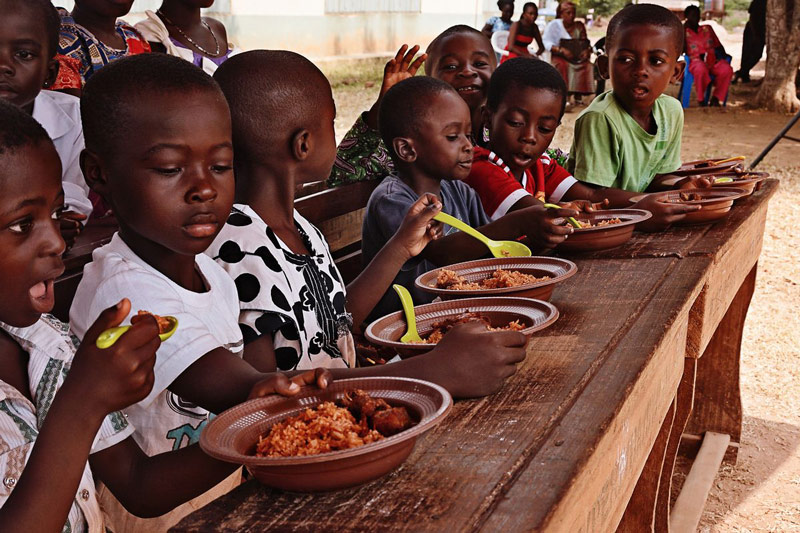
[96,316,179,349]
[433,211,531,258]
[393,285,422,343]
[713,177,734,184]
[543,202,583,228]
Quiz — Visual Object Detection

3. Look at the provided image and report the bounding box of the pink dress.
[685,25,733,103]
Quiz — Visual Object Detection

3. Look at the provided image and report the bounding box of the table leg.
[617,399,676,532]
[684,264,756,463]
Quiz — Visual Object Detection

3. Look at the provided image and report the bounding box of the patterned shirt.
[54,9,151,90]
[327,113,394,187]
[0,315,133,533]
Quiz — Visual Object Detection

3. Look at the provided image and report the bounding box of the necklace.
[156,9,220,57]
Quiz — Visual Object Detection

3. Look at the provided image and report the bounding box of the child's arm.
[347,194,442,329]
[0,301,159,531]
[507,22,532,57]
[533,25,546,55]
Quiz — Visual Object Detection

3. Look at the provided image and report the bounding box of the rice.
[435,268,549,290]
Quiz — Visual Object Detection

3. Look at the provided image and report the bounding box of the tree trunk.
[755,0,800,112]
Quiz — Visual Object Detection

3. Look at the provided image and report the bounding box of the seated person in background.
[136,0,239,74]
[482,0,514,39]
[0,100,314,533]
[210,50,527,398]
[502,2,545,62]
[69,54,329,532]
[542,1,594,104]
[0,0,91,248]
[328,25,497,186]
[683,5,733,107]
[567,4,703,230]
[362,77,577,319]
[54,0,151,96]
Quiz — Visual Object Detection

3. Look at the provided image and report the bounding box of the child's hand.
[390,193,443,260]
[66,299,160,417]
[425,322,528,398]
[559,198,609,213]
[379,44,427,99]
[517,204,577,250]
[633,194,701,232]
[247,368,332,399]
[59,211,87,252]
[675,176,713,190]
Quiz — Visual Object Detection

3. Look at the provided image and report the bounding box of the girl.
[54,0,150,95]
[503,2,545,62]
[542,1,594,103]
[136,0,239,75]
[482,0,515,39]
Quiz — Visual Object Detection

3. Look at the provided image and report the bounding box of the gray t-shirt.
[362,175,490,320]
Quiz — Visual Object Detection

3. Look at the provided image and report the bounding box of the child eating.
[0,0,92,246]
[362,76,577,319]
[69,54,329,531]
[565,4,702,228]
[210,50,528,399]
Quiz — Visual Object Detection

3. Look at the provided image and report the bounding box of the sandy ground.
[322,37,800,530]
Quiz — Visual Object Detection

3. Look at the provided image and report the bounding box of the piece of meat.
[372,407,413,436]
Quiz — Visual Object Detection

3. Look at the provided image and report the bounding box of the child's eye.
[441,64,458,71]
[538,127,554,135]
[51,206,66,221]
[446,134,459,141]
[507,120,524,128]
[15,50,35,60]
[650,57,665,66]
[474,61,488,68]
[211,164,233,173]
[8,217,33,234]
[152,167,182,176]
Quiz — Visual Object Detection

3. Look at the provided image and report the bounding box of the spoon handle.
[96,326,131,349]
[393,284,421,343]
[542,202,583,228]
[433,212,490,245]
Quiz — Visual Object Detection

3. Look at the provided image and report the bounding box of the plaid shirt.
[0,315,134,533]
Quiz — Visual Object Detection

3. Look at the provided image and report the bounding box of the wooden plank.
[317,208,366,252]
[669,432,731,533]
[295,179,378,228]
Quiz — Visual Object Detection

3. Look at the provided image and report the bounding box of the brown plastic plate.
[629,188,747,225]
[554,208,652,252]
[672,158,743,176]
[364,296,559,357]
[710,171,769,196]
[199,377,452,492]
[415,256,576,301]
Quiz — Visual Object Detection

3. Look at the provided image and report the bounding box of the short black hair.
[424,25,493,74]
[523,2,537,12]
[378,76,456,160]
[497,0,513,8]
[606,3,685,57]
[0,0,61,58]
[81,54,224,156]
[0,99,53,157]
[684,5,700,16]
[213,50,333,165]
[486,57,567,116]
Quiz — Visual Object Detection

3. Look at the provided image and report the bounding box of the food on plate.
[434,268,549,290]
[255,390,414,457]
[412,312,525,344]
[668,192,704,202]
[571,217,623,228]
[132,310,173,333]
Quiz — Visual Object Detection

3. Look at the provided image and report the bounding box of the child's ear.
[392,137,417,164]
[672,59,686,84]
[291,129,312,162]
[596,55,610,80]
[42,57,59,89]
[80,149,108,196]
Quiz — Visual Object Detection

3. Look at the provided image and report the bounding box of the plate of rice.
[200,377,451,492]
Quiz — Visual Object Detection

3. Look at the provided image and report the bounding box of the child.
[328,26,497,186]
[135,0,240,74]
[566,4,702,229]
[482,0,515,40]
[363,77,577,319]
[503,2,545,62]
[683,5,733,107]
[0,0,92,246]
[54,0,151,95]
[210,50,528,399]
[69,53,329,531]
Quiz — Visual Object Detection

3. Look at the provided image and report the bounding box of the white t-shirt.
[32,91,92,218]
[69,233,243,456]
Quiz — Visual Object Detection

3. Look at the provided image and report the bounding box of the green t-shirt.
[567,91,684,192]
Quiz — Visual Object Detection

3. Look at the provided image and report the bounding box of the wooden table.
[172,181,777,533]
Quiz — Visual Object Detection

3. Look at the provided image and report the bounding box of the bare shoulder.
[204,17,229,44]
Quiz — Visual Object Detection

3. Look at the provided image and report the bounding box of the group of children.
[0,1,711,531]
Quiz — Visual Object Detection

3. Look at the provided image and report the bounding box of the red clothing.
[685,24,733,103]
[502,31,534,63]
[465,146,577,220]
[685,24,722,67]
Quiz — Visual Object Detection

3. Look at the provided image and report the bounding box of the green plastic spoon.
[713,177,734,184]
[96,316,179,349]
[542,202,583,229]
[393,284,422,344]
[433,211,531,258]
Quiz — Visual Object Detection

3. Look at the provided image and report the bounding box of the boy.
[363,76,577,319]
[0,0,92,244]
[329,25,497,186]
[69,54,328,532]
[211,50,528,399]
[564,3,702,229]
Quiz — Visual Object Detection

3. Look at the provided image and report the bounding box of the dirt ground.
[322,41,800,530]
